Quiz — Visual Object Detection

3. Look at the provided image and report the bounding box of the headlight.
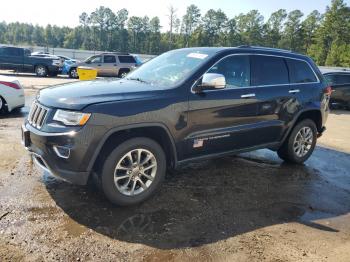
[52,60,61,66]
[53,110,91,126]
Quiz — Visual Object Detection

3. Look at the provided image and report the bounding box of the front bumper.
[48,65,61,74]
[21,123,99,185]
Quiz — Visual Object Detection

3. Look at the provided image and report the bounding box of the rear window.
[104,55,116,63]
[0,47,22,56]
[286,59,318,83]
[118,55,136,63]
[334,74,350,85]
[251,55,289,86]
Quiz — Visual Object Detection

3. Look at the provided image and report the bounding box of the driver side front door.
[186,54,264,159]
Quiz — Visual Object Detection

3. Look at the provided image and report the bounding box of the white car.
[0,75,25,113]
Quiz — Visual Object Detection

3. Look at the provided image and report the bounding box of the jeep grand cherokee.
[22,46,331,206]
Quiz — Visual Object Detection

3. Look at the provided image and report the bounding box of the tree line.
[0,0,349,67]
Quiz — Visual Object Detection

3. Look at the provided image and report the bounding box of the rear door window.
[286,59,318,83]
[118,55,136,63]
[251,55,289,86]
[7,48,22,56]
[104,55,116,63]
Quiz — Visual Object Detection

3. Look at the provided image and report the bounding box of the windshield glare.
[126,49,215,88]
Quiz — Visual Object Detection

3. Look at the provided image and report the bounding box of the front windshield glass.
[126,49,216,88]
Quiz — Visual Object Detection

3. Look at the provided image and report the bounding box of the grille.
[28,102,49,129]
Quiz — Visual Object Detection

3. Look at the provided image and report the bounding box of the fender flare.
[86,122,178,172]
[280,107,323,146]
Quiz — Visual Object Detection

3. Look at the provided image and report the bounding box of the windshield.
[126,49,216,88]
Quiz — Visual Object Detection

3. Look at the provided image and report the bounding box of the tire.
[49,72,58,77]
[277,119,317,164]
[100,137,166,206]
[35,65,48,77]
[0,96,8,114]
[69,68,78,79]
[118,69,129,78]
[346,102,350,111]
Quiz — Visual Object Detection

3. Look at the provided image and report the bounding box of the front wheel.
[100,137,166,206]
[35,65,48,77]
[69,68,78,79]
[0,96,8,114]
[277,119,317,164]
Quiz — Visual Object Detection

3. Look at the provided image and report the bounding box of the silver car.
[68,53,138,78]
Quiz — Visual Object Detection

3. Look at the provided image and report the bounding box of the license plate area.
[21,125,31,148]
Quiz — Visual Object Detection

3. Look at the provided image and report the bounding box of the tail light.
[0,81,21,90]
[324,86,332,96]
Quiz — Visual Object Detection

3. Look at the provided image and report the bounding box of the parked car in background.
[0,75,24,113]
[56,55,78,63]
[133,55,143,66]
[322,69,350,110]
[22,46,330,206]
[0,45,62,77]
[68,52,138,78]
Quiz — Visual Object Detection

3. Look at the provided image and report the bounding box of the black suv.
[0,45,62,77]
[22,46,330,206]
[322,69,350,110]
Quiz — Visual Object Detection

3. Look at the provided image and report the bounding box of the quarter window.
[207,55,250,88]
[335,74,350,85]
[286,59,317,83]
[118,55,136,63]
[251,55,289,86]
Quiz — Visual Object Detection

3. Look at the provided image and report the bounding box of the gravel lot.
[0,73,350,262]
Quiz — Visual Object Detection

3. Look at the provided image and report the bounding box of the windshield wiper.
[125,77,149,84]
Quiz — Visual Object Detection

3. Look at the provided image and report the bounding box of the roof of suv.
[100,52,131,56]
[179,46,310,61]
[319,66,350,74]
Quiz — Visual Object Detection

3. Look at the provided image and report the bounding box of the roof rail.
[237,45,293,53]
[101,52,130,55]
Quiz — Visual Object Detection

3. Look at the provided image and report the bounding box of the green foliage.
[0,1,350,66]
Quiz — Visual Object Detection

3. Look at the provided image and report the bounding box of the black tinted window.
[104,55,116,63]
[118,55,136,63]
[0,47,22,56]
[251,55,289,86]
[335,74,350,84]
[286,59,317,83]
[208,55,250,87]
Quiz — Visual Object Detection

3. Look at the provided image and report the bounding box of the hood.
[37,79,160,110]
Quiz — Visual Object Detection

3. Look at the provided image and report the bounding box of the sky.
[1,0,350,31]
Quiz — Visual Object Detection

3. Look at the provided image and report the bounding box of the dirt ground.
[1,73,350,262]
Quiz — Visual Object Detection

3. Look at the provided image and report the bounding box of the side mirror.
[86,60,91,64]
[193,73,226,93]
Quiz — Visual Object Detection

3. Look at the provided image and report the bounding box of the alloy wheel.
[114,148,157,196]
[293,126,313,157]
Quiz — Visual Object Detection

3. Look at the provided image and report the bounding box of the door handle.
[97,64,101,66]
[241,93,256,98]
[289,89,300,94]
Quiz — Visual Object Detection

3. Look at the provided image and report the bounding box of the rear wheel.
[35,65,48,77]
[69,68,78,79]
[49,72,58,77]
[118,69,129,78]
[100,137,166,206]
[0,96,7,114]
[277,119,317,164]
